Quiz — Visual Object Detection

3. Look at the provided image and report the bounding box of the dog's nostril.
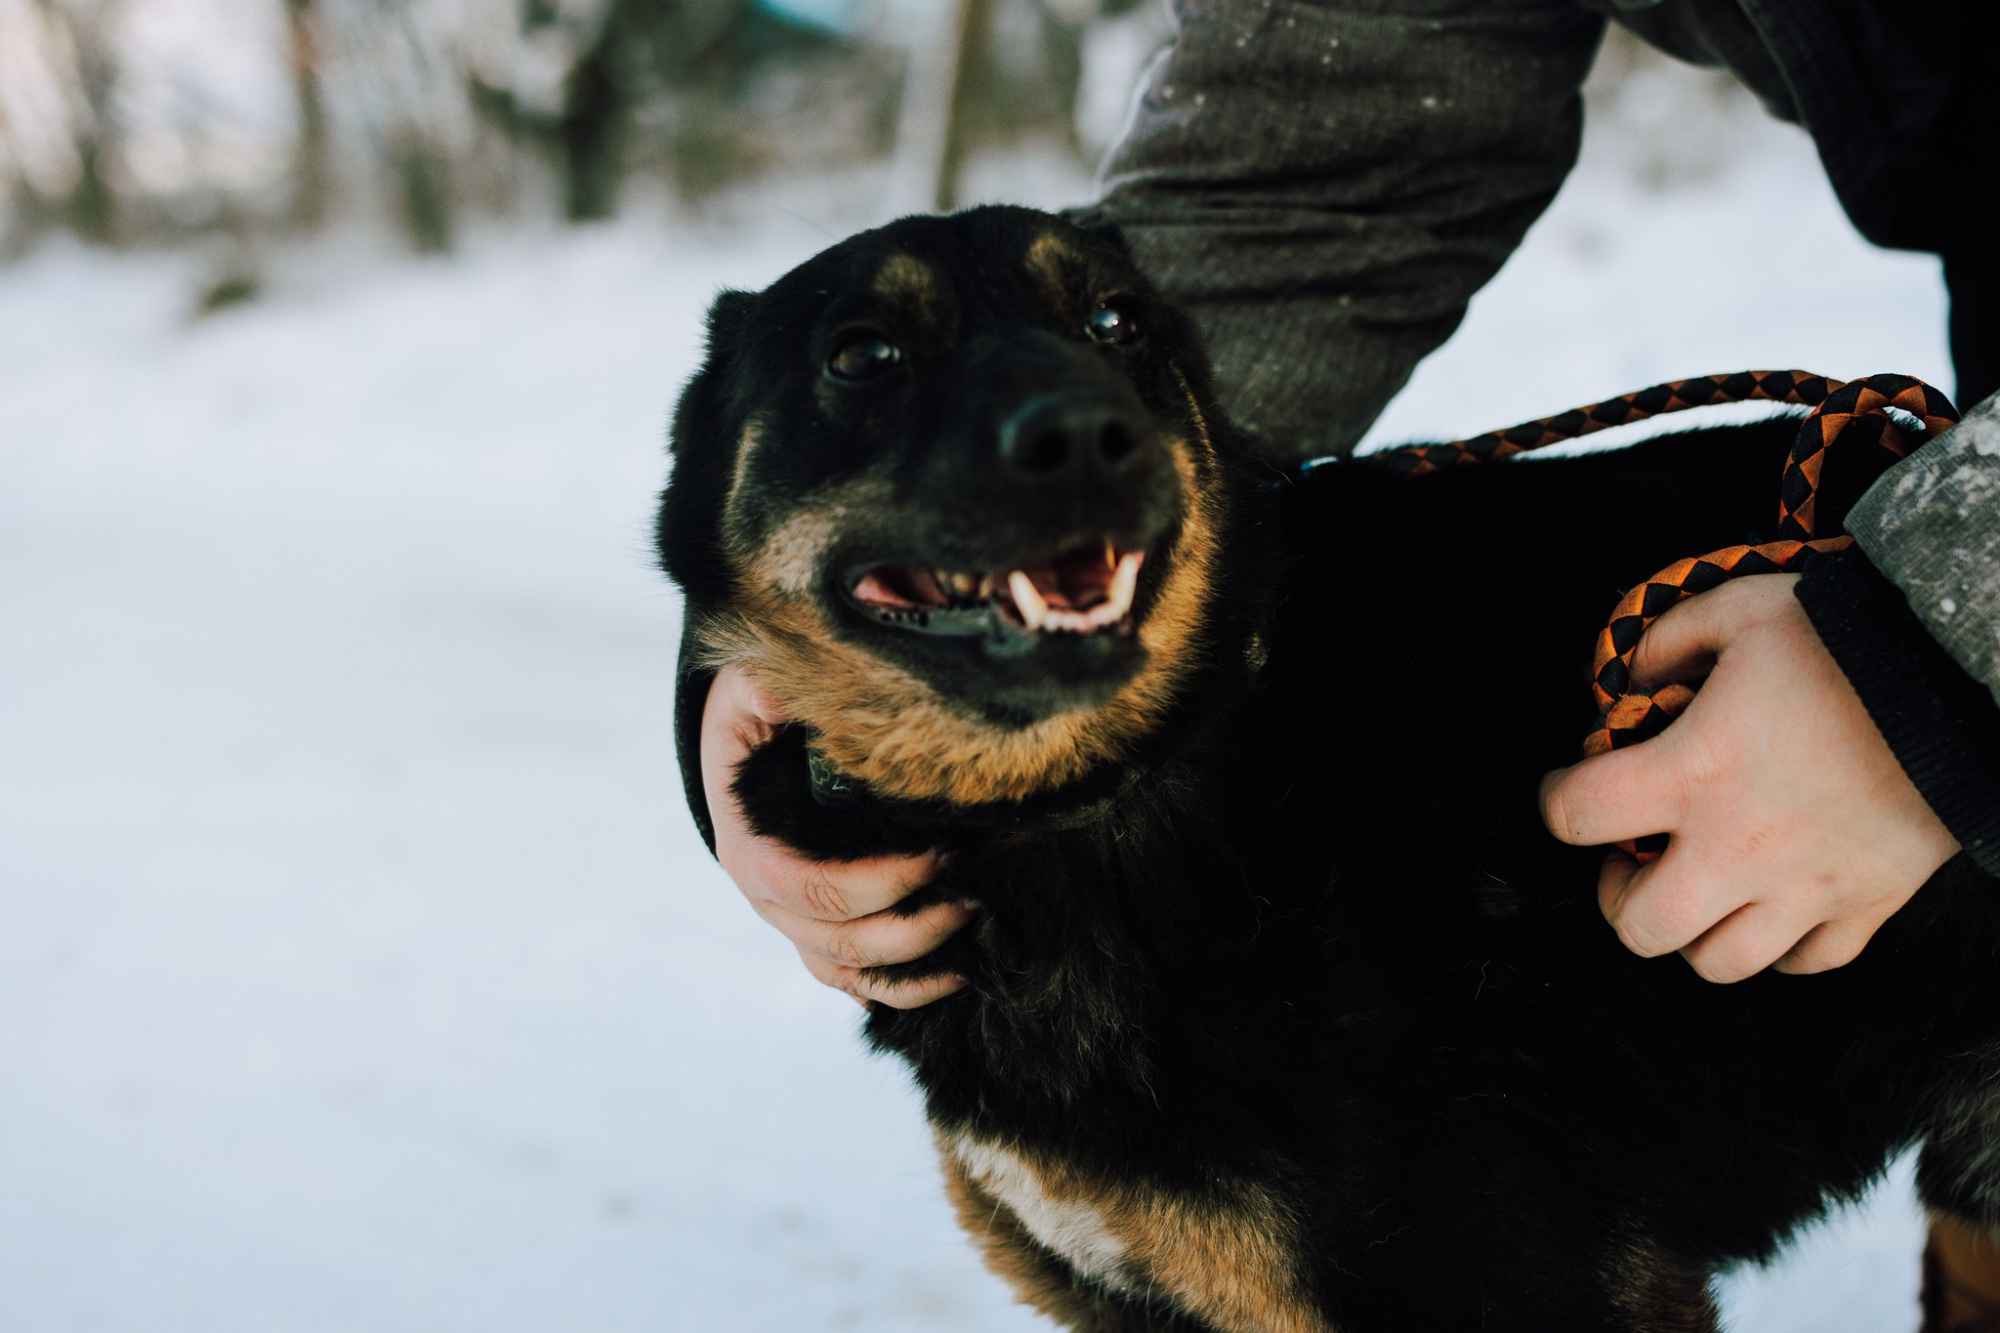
[997,394,1145,482]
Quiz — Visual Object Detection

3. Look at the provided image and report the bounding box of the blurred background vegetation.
[0,0,1167,269]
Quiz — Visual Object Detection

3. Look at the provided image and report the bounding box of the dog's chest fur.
[948,1133,1135,1289]
[938,1128,1335,1333]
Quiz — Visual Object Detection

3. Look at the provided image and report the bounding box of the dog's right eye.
[826,331,903,383]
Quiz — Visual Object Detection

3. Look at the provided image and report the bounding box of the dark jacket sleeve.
[1795,550,2000,879]
[1844,390,2000,711]
[1076,0,1605,460]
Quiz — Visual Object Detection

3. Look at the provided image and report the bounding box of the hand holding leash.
[700,663,968,1008]
[1539,575,1961,982]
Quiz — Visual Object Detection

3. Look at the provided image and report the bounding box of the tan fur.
[724,468,891,598]
[721,414,768,542]
[1025,233,1080,313]
[872,253,944,322]
[694,399,1222,805]
[940,1146,1121,1329]
[939,1128,1335,1333]
[1928,1211,2000,1327]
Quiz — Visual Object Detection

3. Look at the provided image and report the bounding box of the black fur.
[659,206,2000,1330]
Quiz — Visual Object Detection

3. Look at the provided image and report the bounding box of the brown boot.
[1924,1214,2000,1332]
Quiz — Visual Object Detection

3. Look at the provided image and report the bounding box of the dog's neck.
[857,532,1299,1126]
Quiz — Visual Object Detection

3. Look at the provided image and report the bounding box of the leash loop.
[1364,370,1961,863]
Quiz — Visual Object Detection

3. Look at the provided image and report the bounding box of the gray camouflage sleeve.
[1077,0,1606,460]
[1846,390,2000,709]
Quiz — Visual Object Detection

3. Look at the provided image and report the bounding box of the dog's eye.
[1085,302,1141,346]
[826,331,903,383]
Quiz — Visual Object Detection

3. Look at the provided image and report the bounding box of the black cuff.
[674,631,721,857]
[1795,553,2000,878]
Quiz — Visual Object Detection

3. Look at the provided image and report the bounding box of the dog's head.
[659,206,1237,806]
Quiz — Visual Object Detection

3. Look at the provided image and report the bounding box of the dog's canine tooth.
[1008,570,1048,630]
[1106,552,1141,619]
[1103,538,1117,571]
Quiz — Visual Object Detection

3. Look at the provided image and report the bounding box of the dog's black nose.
[997,393,1144,481]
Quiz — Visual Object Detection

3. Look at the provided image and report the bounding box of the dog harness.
[1346,370,1962,862]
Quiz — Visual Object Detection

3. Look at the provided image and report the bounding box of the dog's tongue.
[851,570,922,609]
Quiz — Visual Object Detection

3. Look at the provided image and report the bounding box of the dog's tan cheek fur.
[939,1129,1334,1332]
[721,416,767,548]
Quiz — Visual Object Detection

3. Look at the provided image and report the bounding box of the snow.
[0,54,1955,1333]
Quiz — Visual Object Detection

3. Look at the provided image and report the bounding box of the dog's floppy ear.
[657,288,755,606]
[669,289,754,458]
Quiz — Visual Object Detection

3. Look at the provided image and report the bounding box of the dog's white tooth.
[1107,552,1142,618]
[977,573,995,600]
[1008,570,1048,630]
[1103,538,1117,571]
[949,572,977,597]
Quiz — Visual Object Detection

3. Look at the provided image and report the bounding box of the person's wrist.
[1795,553,2000,876]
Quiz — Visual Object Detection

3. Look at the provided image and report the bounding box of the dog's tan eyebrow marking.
[870,253,943,321]
[1024,232,1080,312]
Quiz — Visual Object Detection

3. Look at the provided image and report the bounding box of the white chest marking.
[950,1134,1135,1292]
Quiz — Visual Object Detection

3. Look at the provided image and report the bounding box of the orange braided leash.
[1371,370,1961,863]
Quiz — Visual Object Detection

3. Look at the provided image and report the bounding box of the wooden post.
[892,0,989,214]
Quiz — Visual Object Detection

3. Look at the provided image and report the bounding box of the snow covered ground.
[0,45,1957,1333]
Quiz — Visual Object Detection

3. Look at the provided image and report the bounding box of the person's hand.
[1538,574,1960,982]
[699,662,969,1008]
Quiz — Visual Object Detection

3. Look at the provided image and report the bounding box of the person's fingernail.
[956,899,981,914]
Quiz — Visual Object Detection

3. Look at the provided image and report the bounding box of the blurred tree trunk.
[286,0,332,230]
[0,113,29,259]
[38,0,122,242]
[392,134,454,253]
[388,6,454,253]
[557,0,634,222]
[896,0,989,212]
[1036,1,1085,157]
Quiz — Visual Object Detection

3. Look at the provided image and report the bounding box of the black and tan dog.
[658,206,2000,1331]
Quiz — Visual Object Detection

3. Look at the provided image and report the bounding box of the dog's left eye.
[826,331,903,383]
[1085,302,1141,346]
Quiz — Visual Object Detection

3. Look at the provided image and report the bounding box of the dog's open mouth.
[847,539,1146,639]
